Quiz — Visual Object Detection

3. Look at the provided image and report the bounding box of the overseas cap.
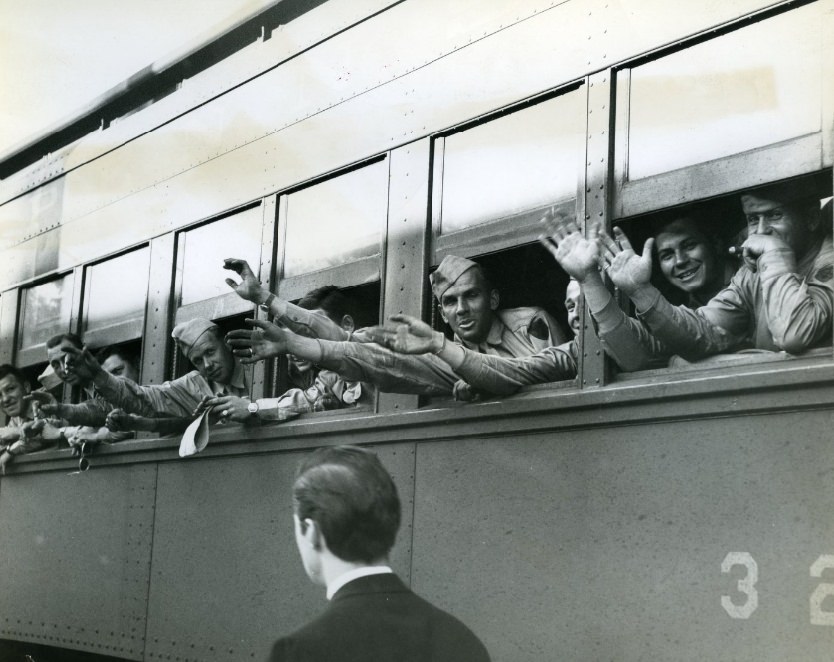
[172,318,218,360]
[429,255,478,300]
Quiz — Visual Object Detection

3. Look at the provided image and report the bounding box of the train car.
[0,0,832,660]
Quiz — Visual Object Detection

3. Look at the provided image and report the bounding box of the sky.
[0,0,277,158]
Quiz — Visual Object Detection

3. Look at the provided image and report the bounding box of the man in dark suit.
[268,445,490,662]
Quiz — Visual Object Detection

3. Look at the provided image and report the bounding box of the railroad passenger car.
[0,1,832,660]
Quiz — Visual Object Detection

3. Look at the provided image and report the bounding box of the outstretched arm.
[366,315,576,394]
[224,258,349,341]
[227,319,457,396]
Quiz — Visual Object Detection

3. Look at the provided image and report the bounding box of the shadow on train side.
[0,640,128,662]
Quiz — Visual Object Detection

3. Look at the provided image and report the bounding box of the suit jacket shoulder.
[267,574,490,662]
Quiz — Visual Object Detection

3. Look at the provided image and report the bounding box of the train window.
[422,244,575,403]
[437,88,584,240]
[17,274,73,364]
[281,159,388,279]
[82,246,150,348]
[609,171,832,377]
[622,2,823,183]
[272,281,381,402]
[178,205,263,307]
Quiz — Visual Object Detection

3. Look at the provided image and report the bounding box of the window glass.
[84,247,151,332]
[180,206,263,306]
[283,160,388,277]
[625,3,822,181]
[440,89,585,234]
[19,275,73,350]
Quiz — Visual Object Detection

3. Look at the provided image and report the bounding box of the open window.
[172,204,266,379]
[271,159,388,405]
[81,245,150,381]
[606,2,833,378]
[610,170,833,377]
[427,85,586,393]
[16,274,74,394]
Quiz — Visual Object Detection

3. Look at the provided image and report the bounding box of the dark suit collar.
[331,573,409,601]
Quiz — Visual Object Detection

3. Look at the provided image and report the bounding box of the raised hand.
[597,227,654,295]
[363,314,443,354]
[62,346,103,383]
[538,210,600,281]
[223,258,269,304]
[225,319,290,363]
[741,233,790,272]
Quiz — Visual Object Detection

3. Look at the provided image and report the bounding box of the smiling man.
[598,180,833,359]
[654,216,726,307]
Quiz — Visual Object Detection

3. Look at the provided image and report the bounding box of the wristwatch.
[247,401,260,415]
[258,292,276,313]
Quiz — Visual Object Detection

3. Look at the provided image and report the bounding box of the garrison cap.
[37,364,63,391]
[172,318,218,360]
[430,255,478,300]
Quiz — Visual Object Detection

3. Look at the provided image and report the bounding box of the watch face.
[247,402,258,414]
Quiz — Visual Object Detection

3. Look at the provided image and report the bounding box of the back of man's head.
[297,286,355,325]
[46,333,83,351]
[293,445,401,564]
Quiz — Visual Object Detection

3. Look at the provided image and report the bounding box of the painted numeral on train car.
[810,554,834,626]
[721,551,758,619]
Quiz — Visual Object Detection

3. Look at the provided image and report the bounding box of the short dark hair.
[95,345,139,369]
[0,364,28,388]
[293,445,401,564]
[297,286,355,324]
[46,333,83,350]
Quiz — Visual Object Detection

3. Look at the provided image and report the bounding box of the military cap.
[172,318,218,360]
[429,255,479,300]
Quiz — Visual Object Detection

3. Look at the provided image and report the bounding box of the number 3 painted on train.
[721,552,758,619]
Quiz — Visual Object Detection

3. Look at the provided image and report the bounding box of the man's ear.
[438,302,449,325]
[805,202,822,233]
[489,289,500,311]
[300,517,323,551]
[339,315,355,334]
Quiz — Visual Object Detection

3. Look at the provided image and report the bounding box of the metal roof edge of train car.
[0,0,318,179]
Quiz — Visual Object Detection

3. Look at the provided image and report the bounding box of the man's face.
[741,193,815,257]
[101,354,139,383]
[188,332,235,384]
[47,340,83,386]
[438,269,499,344]
[655,224,719,294]
[564,280,581,337]
[0,374,29,418]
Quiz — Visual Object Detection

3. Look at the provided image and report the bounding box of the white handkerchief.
[179,410,211,457]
